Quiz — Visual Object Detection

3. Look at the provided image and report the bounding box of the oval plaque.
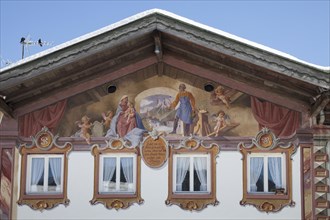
[36,132,53,149]
[259,133,273,148]
[141,136,168,168]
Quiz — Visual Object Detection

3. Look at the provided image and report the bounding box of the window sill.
[21,193,64,199]
[246,193,289,200]
[171,191,212,199]
[96,193,137,198]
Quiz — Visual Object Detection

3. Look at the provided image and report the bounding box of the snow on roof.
[1,8,329,72]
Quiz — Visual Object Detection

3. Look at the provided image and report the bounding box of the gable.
[0,9,329,119]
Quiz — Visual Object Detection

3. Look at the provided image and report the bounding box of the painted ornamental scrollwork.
[165,198,219,211]
[90,138,144,210]
[166,136,220,211]
[244,127,294,151]
[90,197,144,210]
[239,128,297,213]
[17,198,70,211]
[105,137,133,150]
[19,127,70,151]
[175,134,202,150]
[17,127,72,211]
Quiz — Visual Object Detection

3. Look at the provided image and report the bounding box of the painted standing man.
[170,83,196,136]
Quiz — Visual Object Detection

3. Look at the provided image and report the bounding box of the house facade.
[0,9,329,219]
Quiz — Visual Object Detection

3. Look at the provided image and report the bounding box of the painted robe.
[171,91,195,124]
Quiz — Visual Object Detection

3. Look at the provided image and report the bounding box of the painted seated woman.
[106,95,145,146]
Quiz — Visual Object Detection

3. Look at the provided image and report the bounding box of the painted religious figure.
[101,110,114,130]
[213,85,231,108]
[169,83,196,136]
[106,95,145,146]
[76,115,92,144]
[208,110,227,137]
[124,102,137,128]
[207,110,240,137]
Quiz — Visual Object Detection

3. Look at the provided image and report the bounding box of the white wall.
[15,150,301,219]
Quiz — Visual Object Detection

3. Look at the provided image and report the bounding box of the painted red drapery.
[251,97,300,137]
[19,99,67,137]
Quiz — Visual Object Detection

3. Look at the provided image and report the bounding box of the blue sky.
[1,1,329,68]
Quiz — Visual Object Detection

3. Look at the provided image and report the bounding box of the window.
[166,137,219,211]
[17,127,72,210]
[239,128,296,212]
[90,139,143,210]
[173,154,210,193]
[99,154,136,194]
[26,154,64,194]
[247,153,286,194]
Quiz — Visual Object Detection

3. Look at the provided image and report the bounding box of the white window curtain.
[268,157,282,189]
[103,158,116,182]
[176,157,190,191]
[31,158,45,190]
[49,158,62,191]
[194,157,207,191]
[250,157,263,192]
[121,158,133,184]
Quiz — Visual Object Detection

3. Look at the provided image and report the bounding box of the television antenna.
[20,35,53,59]
[0,57,13,67]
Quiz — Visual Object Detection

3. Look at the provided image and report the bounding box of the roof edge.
[1,8,329,73]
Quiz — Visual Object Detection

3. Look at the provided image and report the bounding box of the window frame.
[26,154,65,194]
[173,154,211,194]
[90,139,143,210]
[247,153,286,194]
[17,127,72,210]
[166,137,219,211]
[239,128,296,212]
[98,153,137,194]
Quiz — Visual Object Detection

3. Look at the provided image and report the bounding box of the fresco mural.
[210,85,241,108]
[139,94,173,133]
[55,76,259,143]
[139,86,240,137]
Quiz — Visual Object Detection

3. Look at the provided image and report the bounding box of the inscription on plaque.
[142,137,168,168]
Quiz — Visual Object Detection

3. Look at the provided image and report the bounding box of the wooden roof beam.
[164,42,315,98]
[0,98,14,118]
[7,43,154,104]
[154,31,164,76]
[163,55,310,113]
[13,56,158,116]
[154,31,163,60]
[310,90,330,117]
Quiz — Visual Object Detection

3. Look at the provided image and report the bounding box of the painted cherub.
[207,110,227,137]
[214,86,230,109]
[76,115,92,144]
[102,110,114,130]
[124,102,136,123]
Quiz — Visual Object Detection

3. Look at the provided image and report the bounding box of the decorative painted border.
[244,127,293,151]
[165,136,220,211]
[90,138,144,210]
[239,128,296,212]
[17,127,72,211]
[19,127,71,151]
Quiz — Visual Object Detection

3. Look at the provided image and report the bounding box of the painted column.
[297,128,314,220]
[0,116,18,220]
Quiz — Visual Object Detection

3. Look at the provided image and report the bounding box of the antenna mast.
[20,36,52,59]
